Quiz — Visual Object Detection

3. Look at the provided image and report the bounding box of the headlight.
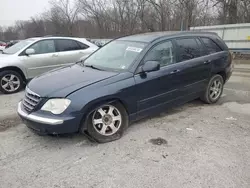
[41,99,71,114]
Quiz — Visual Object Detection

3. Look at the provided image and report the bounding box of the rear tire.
[82,102,128,143]
[201,74,224,104]
[0,70,24,94]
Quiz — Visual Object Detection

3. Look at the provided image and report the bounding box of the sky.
[0,0,50,27]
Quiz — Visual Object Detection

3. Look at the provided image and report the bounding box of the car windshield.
[2,39,35,54]
[84,40,146,71]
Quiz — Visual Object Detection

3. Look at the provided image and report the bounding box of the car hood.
[0,53,15,59]
[28,64,119,97]
[0,54,17,64]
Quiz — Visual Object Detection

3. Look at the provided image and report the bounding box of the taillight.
[0,43,6,46]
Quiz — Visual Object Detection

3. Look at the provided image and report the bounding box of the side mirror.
[141,61,160,73]
[25,48,35,56]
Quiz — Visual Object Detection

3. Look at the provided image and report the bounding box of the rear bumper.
[225,70,232,82]
[17,102,82,135]
[225,65,233,82]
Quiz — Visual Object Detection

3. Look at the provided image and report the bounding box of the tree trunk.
[228,0,238,24]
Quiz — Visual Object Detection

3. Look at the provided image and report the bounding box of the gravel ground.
[0,71,250,188]
[0,91,23,121]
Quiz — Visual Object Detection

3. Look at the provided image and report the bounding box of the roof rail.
[43,35,54,37]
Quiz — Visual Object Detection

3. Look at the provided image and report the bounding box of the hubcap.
[209,79,222,100]
[1,74,20,92]
[92,105,122,136]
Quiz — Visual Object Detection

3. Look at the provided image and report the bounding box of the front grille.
[22,88,41,112]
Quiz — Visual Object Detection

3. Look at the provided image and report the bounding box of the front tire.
[201,74,224,104]
[83,102,128,143]
[0,70,24,94]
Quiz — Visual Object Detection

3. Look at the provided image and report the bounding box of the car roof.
[118,31,218,43]
[25,37,97,47]
[26,38,42,41]
[27,37,88,41]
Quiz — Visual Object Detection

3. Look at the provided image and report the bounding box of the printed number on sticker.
[126,47,143,53]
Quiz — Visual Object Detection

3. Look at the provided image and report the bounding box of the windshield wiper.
[84,64,103,71]
[75,60,84,65]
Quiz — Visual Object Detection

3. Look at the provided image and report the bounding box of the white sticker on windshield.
[126,47,143,53]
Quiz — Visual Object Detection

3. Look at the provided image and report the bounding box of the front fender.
[67,75,137,119]
[0,60,28,79]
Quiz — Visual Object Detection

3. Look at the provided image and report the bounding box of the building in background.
[191,23,250,55]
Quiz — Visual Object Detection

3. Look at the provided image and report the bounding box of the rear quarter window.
[201,37,222,54]
[77,41,89,50]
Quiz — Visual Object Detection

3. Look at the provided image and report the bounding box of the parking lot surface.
[0,71,250,188]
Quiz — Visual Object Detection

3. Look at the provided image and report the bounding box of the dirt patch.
[149,137,168,145]
[0,117,22,132]
[223,102,250,115]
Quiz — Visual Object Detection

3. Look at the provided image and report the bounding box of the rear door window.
[201,37,222,54]
[175,38,201,62]
[55,39,81,52]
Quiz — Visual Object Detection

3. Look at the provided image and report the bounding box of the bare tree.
[3,27,18,40]
[146,0,173,31]
[49,0,81,36]
[2,0,250,40]
[239,0,250,22]
[136,0,148,31]
[213,0,239,24]
[79,0,111,37]
[110,0,141,34]
[0,26,4,40]
[175,0,198,30]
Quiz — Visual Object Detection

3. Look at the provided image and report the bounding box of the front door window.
[29,40,55,55]
[144,41,175,67]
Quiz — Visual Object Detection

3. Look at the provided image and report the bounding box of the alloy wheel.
[1,74,21,92]
[209,79,222,100]
[92,105,122,136]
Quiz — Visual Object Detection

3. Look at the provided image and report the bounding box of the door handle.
[204,60,212,64]
[52,54,58,57]
[170,69,180,74]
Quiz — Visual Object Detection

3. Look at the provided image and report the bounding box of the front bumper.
[18,102,64,125]
[17,102,82,134]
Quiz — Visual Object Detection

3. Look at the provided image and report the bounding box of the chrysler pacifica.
[17,32,233,143]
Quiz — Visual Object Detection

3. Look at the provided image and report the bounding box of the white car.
[0,37,98,94]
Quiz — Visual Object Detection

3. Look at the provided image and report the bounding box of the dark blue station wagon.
[18,31,233,143]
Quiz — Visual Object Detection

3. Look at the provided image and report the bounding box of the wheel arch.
[79,97,129,131]
[216,71,226,83]
[0,66,27,83]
